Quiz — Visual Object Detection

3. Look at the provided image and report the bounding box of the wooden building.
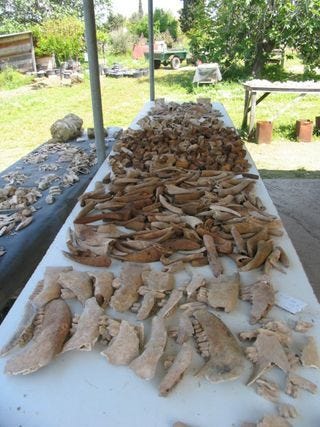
[0,31,36,73]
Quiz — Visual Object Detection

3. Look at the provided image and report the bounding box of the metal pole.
[83,0,106,165]
[148,0,155,101]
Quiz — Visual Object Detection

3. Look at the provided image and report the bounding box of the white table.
[0,103,319,427]
[192,63,222,85]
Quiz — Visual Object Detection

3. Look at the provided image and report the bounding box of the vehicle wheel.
[154,60,161,69]
[171,56,181,70]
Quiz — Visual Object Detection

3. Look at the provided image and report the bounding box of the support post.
[148,0,155,101]
[248,91,257,138]
[83,0,106,165]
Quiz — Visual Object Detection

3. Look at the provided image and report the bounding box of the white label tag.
[275,292,307,314]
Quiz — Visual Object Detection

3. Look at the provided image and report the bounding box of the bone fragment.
[300,336,320,369]
[31,266,72,308]
[246,332,290,385]
[255,377,280,402]
[277,404,298,419]
[157,289,184,318]
[130,316,167,380]
[206,273,240,312]
[176,312,194,345]
[142,269,174,291]
[63,297,104,352]
[257,415,292,427]
[241,277,275,324]
[110,264,146,312]
[294,320,313,333]
[58,270,92,304]
[101,320,140,365]
[159,342,193,396]
[5,299,71,375]
[285,372,317,397]
[186,274,206,298]
[203,234,223,277]
[193,309,245,383]
[241,240,273,272]
[89,271,114,307]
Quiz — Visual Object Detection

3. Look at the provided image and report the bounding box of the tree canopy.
[0,0,111,27]
[180,0,320,76]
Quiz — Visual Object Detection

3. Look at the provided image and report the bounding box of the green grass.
[0,68,34,90]
[0,61,319,174]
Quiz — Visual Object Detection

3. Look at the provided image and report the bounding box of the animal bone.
[130,316,167,380]
[203,234,223,277]
[159,342,193,396]
[5,299,71,375]
[294,320,313,333]
[240,240,273,272]
[240,277,275,324]
[31,266,72,308]
[157,289,184,318]
[246,331,290,385]
[255,377,280,402]
[101,320,140,365]
[192,309,245,383]
[141,269,174,291]
[277,404,298,419]
[62,297,104,352]
[89,271,114,307]
[285,372,317,397]
[199,273,240,313]
[185,274,206,299]
[110,263,147,312]
[58,270,92,304]
[300,336,320,369]
[257,415,292,427]
[176,312,194,345]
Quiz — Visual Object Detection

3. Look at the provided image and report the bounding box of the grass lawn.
[0,64,320,174]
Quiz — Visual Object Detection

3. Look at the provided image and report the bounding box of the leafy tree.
[0,0,111,26]
[128,8,179,41]
[179,0,205,34]
[32,16,84,64]
[183,0,320,76]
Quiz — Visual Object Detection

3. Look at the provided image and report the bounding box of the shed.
[0,31,36,73]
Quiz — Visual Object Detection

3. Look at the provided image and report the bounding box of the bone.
[241,240,273,271]
[63,297,104,352]
[5,299,71,375]
[193,309,245,383]
[89,271,114,307]
[157,289,184,318]
[277,404,298,419]
[186,274,206,298]
[203,234,223,277]
[300,336,320,369]
[246,332,290,385]
[285,372,317,397]
[101,320,140,365]
[205,273,240,313]
[130,316,167,380]
[257,415,292,427]
[58,270,93,304]
[241,277,275,324]
[255,377,280,402]
[31,266,72,308]
[159,342,193,396]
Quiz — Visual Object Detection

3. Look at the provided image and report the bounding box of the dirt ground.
[246,140,320,175]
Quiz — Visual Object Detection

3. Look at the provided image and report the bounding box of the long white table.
[0,103,319,427]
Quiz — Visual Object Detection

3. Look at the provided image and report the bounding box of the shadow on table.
[259,169,320,179]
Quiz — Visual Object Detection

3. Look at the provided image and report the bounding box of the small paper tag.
[275,292,307,314]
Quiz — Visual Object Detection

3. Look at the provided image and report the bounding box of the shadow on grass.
[154,70,195,93]
[259,169,320,179]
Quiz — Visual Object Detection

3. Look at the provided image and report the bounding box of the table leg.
[248,91,257,137]
[241,89,250,129]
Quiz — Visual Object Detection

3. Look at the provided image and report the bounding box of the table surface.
[243,79,320,93]
[0,103,319,427]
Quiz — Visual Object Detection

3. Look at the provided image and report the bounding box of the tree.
[0,0,111,26]
[138,0,143,18]
[128,8,179,41]
[32,16,85,64]
[183,0,320,76]
[179,0,205,34]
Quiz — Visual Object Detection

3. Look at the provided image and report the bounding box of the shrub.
[109,29,132,55]
[33,16,85,65]
[0,67,33,90]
